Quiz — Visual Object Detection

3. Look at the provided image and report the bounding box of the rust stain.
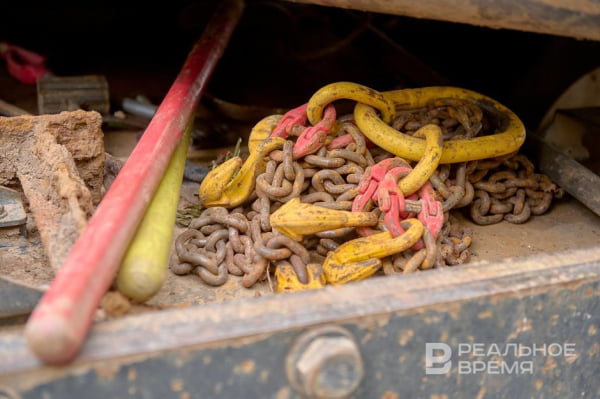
[397,329,415,346]
[475,387,486,399]
[203,355,212,365]
[276,386,292,399]
[381,390,400,399]
[95,364,120,380]
[180,392,191,399]
[541,356,557,375]
[507,317,532,340]
[477,309,493,319]
[171,378,184,392]
[260,370,270,383]
[551,314,560,326]
[519,317,532,332]
[439,331,448,342]
[234,359,256,374]
[535,380,543,390]
[430,394,448,399]
[588,325,597,336]
[127,367,137,381]
[423,314,443,324]
[587,343,600,357]
[355,313,392,331]
[565,351,579,364]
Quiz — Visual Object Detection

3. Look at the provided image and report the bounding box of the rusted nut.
[286,326,364,399]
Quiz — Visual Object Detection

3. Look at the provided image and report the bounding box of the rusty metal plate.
[1,246,599,398]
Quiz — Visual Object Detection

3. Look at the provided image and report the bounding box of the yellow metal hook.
[270,198,379,241]
[275,262,326,293]
[323,218,424,284]
[199,135,285,208]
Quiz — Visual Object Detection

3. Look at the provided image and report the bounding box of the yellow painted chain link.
[307,83,525,164]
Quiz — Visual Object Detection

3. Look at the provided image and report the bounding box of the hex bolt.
[286,326,364,399]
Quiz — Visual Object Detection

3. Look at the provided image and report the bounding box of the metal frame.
[1,246,598,398]
[286,0,600,41]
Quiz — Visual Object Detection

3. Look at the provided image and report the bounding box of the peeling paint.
[541,356,557,375]
[259,370,269,383]
[94,364,120,380]
[381,390,399,399]
[170,378,184,392]
[588,325,597,336]
[275,386,292,399]
[477,310,493,319]
[233,359,256,375]
[126,368,137,382]
[397,329,414,346]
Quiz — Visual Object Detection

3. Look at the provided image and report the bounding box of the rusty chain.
[174,99,562,288]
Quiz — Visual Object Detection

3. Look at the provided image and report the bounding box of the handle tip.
[25,315,82,365]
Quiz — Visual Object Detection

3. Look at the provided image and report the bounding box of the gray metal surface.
[0,278,42,320]
[0,186,26,228]
[1,246,598,398]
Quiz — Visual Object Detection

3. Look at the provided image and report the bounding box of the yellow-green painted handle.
[117,127,191,302]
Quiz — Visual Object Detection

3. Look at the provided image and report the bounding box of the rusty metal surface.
[0,278,42,320]
[526,134,600,217]
[1,246,599,397]
[285,0,600,41]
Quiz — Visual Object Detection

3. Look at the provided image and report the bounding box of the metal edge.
[1,245,598,378]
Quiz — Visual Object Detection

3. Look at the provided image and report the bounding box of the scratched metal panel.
[1,247,598,398]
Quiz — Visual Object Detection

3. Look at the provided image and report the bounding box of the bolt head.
[287,326,364,399]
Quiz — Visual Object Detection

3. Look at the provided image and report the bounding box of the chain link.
[174,98,561,288]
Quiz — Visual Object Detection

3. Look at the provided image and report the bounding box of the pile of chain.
[467,155,562,225]
[172,99,562,289]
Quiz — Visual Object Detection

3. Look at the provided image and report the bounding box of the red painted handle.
[24,0,244,365]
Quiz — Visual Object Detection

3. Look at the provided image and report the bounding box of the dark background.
[1,1,599,129]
